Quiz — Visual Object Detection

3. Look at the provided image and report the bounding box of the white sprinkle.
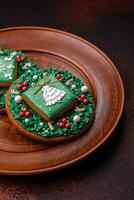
[66,78,73,85]
[14,95,22,103]
[43,72,48,76]
[25,118,29,123]
[11,89,19,94]
[81,85,88,93]
[33,75,38,80]
[71,84,76,90]
[74,107,85,112]
[43,128,49,133]
[40,122,44,127]
[48,122,54,130]
[22,63,32,69]
[11,51,17,56]
[73,115,81,123]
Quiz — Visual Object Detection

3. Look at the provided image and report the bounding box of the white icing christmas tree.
[42,85,66,106]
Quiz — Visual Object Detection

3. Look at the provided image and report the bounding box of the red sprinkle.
[56,74,62,79]
[20,57,25,62]
[59,122,65,128]
[59,77,63,82]
[81,95,86,100]
[22,86,27,91]
[77,97,81,102]
[25,111,31,117]
[61,118,68,124]
[78,95,88,104]
[16,84,23,90]
[22,108,28,113]
[19,111,25,117]
[78,97,83,103]
[22,81,29,87]
[83,99,88,104]
[16,56,25,63]
[65,123,71,129]
[16,56,21,62]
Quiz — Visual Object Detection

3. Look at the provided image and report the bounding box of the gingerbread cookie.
[0,55,18,87]
[6,68,95,143]
[0,48,36,112]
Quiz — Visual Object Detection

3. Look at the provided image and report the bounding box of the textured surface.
[8,68,94,139]
[0,1,133,200]
[0,55,16,84]
[0,27,123,172]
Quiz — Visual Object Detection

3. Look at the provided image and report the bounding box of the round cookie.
[6,68,95,143]
[0,48,36,112]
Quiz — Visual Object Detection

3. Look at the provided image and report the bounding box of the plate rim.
[0,26,124,175]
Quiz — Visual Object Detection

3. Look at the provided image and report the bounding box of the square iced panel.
[0,55,17,86]
[23,75,77,121]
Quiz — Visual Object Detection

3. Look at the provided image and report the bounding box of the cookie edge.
[6,85,95,143]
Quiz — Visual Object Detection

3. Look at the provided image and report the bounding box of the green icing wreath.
[9,68,95,137]
[0,48,36,109]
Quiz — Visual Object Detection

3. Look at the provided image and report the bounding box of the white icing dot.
[28,70,31,73]
[33,75,38,80]
[43,72,48,76]
[14,95,22,103]
[81,85,88,93]
[4,72,12,80]
[8,64,13,69]
[11,51,17,56]
[5,57,12,61]
[73,115,81,123]
[71,84,76,90]
[25,118,29,123]
[40,122,44,127]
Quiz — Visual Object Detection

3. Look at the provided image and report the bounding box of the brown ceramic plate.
[0,27,124,175]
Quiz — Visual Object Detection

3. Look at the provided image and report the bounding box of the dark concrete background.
[0,0,134,199]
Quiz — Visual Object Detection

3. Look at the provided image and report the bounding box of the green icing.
[0,87,8,108]
[9,68,95,137]
[0,55,17,83]
[23,75,77,119]
[0,48,37,108]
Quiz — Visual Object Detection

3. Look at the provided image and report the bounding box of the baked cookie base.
[6,67,95,143]
[6,85,95,143]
